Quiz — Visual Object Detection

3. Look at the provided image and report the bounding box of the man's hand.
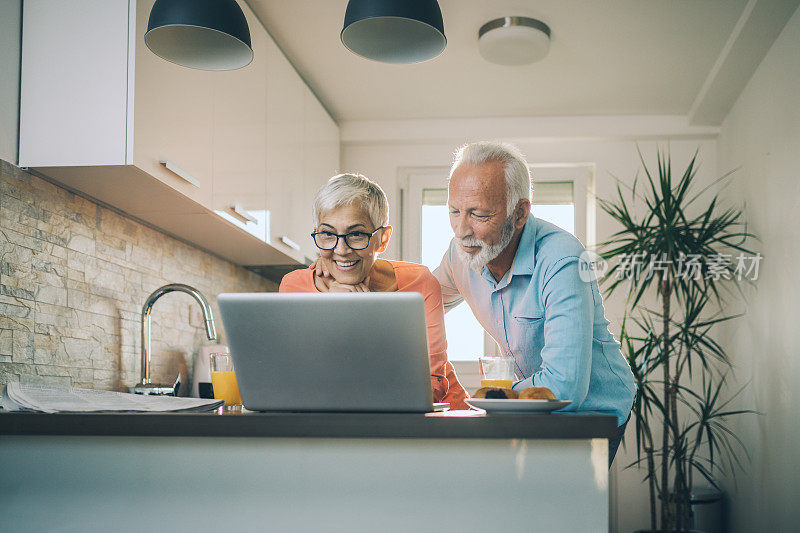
[309,258,330,279]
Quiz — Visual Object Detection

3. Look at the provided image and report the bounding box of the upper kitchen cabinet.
[265,35,306,261]
[18,0,339,268]
[209,3,269,243]
[20,0,214,209]
[19,0,131,168]
[301,86,341,259]
[265,37,339,263]
[132,0,215,208]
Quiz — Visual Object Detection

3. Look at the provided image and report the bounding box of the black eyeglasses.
[311,227,385,251]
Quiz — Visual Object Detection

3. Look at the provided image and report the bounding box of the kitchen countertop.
[0,410,617,439]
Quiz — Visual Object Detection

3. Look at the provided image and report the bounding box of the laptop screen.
[217,292,434,412]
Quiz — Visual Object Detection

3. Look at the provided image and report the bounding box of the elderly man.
[433,141,636,466]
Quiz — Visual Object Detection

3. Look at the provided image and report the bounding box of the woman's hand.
[314,270,371,293]
[328,276,371,293]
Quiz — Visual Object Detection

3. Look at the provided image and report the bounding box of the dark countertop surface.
[0,410,618,439]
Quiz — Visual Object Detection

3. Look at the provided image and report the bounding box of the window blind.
[423,181,573,206]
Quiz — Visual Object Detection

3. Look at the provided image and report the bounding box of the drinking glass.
[478,356,516,388]
[210,352,242,411]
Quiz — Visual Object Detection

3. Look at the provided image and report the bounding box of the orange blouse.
[279,260,470,410]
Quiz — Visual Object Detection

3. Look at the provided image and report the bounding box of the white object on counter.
[1,382,222,413]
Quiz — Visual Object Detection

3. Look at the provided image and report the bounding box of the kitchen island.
[0,410,616,532]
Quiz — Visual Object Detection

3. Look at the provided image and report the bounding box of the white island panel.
[0,435,608,532]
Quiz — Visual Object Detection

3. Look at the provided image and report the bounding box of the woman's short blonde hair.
[313,173,389,229]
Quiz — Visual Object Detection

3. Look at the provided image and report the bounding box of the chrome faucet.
[133,284,217,395]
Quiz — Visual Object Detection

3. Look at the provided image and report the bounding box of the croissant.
[473,387,519,399]
[518,386,556,400]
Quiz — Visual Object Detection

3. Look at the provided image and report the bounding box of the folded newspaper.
[1,382,224,413]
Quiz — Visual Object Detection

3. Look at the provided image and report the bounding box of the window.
[401,165,592,363]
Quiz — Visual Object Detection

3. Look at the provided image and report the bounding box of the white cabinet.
[301,86,341,260]
[265,36,307,261]
[21,0,216,209]
[19,0,131,167]
[19,0,339,267]
[132,0,215,208]
[209,3,269,243]
[265,38,339,263]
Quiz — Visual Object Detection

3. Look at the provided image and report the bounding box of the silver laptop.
[217,292,442,413]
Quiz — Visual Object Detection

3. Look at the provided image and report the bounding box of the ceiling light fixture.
[478,17,551,66]
[341,0,446,64]
[145,0,253,71]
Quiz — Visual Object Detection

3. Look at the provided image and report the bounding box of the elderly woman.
[279,173,469,410]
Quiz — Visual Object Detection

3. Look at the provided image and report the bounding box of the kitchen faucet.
[133,284,217,395]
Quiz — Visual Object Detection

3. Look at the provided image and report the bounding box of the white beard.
[455,215,516,273]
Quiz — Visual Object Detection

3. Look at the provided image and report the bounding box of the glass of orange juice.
[479,356,516,389]
[210,352,242,411]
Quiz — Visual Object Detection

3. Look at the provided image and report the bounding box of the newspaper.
[1,382,224,413]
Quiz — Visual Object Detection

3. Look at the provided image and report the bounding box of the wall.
[340,117,721,532]
[341,116,718,267]
[715,5,800,532]
[0,0,21,164]
[0,160,276,393]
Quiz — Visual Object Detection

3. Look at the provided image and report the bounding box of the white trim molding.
[341,115,720,146]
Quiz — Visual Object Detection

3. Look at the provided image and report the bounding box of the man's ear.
[514,199,531,229]
[376,225,392,253]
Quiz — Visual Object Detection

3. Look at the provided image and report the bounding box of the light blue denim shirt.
[434,216,636,425]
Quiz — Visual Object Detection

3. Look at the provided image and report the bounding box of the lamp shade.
[341,0,446,64]
[478,17,550,66]
[145,0,253,71]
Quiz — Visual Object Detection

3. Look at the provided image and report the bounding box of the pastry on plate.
[473,387,519,399]
[518,386,556,400]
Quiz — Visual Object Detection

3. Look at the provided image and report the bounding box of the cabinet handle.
[229,203,257,224]
[280,236,301,250]
[159,160,200,188]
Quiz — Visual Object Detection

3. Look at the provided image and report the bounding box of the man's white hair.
[449,141,532,215]
[313,173,389,229]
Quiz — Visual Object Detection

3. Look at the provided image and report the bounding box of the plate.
[465,398,572,413]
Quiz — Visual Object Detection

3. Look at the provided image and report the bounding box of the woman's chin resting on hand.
[279,173,470,410]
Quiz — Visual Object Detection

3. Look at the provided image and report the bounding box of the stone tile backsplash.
[0,160,276,392]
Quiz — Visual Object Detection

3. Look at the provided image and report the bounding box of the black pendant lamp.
[145,0,253,71]
[341,0,446,64]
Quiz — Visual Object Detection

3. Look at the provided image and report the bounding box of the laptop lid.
[217,292,434,412]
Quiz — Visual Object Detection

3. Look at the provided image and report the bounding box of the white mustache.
[458,237,484,247]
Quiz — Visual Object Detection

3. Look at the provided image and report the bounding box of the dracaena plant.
[598,147,758,532]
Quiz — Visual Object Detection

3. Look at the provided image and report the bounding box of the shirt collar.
[479,216,537,289]
[479,265,496,285]
[509,215,537,277]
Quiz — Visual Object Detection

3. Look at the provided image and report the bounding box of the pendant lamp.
[145,0,253,71]
[341,0,446,64]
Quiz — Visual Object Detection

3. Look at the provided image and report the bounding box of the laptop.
[217,292,446,413]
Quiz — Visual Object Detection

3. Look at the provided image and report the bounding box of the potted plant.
[597,148,758,532]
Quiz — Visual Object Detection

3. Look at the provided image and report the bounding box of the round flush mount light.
[341,0,446,64]
[478,16,551,66]
[145,0,253,71]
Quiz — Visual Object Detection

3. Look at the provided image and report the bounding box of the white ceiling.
[246,0,799,125]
